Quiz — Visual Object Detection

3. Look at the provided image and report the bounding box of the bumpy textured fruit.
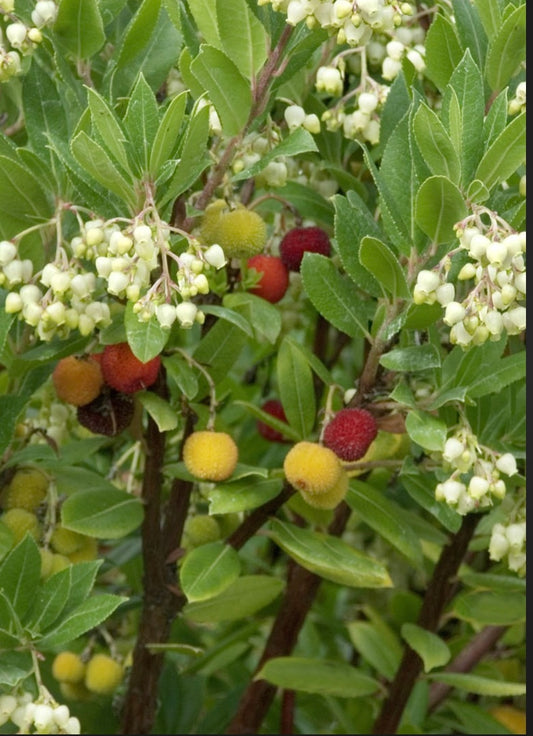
[488,706,526,734]
[2,467,48,511]
[2,508,41,544]
[59,681,92,702]
[283,441,342,494]
[247,255,289,303]
[279,226,331,271]
[77,388,134,436]
[50,526,88,556]
[199,199,228,244]
[68,536,98,563]
[100,342,160,394]
[184,514,221,547]
[52,652,86,684]
[300,470,349,510]
[84,654,124,695]
[256,399,290,443]
[183,431,239,481]
[52,355,104,406]
[39,548,71,579]
[323,408,378,461]
[216,207,267,259]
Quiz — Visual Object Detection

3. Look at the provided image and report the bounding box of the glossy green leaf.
[54,0,105,59]
[207,477,284,514]
[466,351,526,399]
[447,700,516,736]
[466,179,490,204]
[186,0,221,46]
[412,104,461,183]
[424,13,463,91]
[415,175,467,243]
[347,621,403,680]
[124,303,170,363]
[401,623,451,673]
[267,519,392,589]
[459,571,526,594]
[405,410,447,452]
[473,0,501,39]
[379,344,441,372]
[359,236,410,299]
[162,355,199,400]
[61,488,144,539]
[451,0,487,71]
[123,73,161,173]
[0,155,51,223]
[301,253,373,339]
[426,672,526,698]
[179,541,241,602]
[201,305,253,337]
[60,561,103,615]
[38,594,127,649]
[25,565,73,631]
[216,0,267,78]
[346,481,424,569]
[138,392,178,432]
[0,521,14,563]
[0,535,41,623]
[276,337,316,439]
[150,91,188,174]
[484,4,525,92]
[115,0,162,69]
[190,45,252,136]
[333,194,381,297]
[193,321,248,389]
[0,652,33,688]
[232,128,319,182]
[183,575,284,622]
[86,87,131,172]
[475,113,526,192]
[276,181,334,229]
[224,292,282,344]
[451,591,526,626]
[255,657,382,698]
[400,461,462,534]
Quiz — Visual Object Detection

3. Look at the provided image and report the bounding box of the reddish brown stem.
[280,689,295,735]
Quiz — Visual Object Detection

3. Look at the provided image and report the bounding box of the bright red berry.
[323,408,378,461]
[279,226,331,271]
[100,342,160,394]
[247,255,289,303]
[257,399,290,443]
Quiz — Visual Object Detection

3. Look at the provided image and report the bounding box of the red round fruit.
[247,255,289,303]
[279,226,331,271]
[322,408,378,461]
[100,342,161,394]
[257,399,290,443]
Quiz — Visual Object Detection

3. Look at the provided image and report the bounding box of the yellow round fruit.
[84,654,124,695]
[3,467,48,511]
[199,199,228,244]
[489,705,526,734]
[300,470,349,509]
[59,681,92,702]
[52,651,86,684]
[183,431,239,482]
[68,536,98,563]
[216,207,267,259]
[283,441,342,494]
[2,508,41,544]
[50,553,72,575]
[50,526,86,556]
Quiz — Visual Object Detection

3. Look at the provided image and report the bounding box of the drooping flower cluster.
[0,692,81,734]
[414,209,526,348]
[434,424,519,515]
[508,80,526,116]
[489,508,526,577]
[0,0,56,82]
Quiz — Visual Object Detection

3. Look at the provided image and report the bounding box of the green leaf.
[267,519,392,589]
[207,477,284,514]
[473,0,501,39]
[466,179,490,204]
[201,305,254,337]
[193,321,248,388]
[0,535,41,623]
[70,132,136,208]
[359,236,411,300]
[451,591,526,626]
[54,0,105,59]
[447,700,516,736]
[301,253,373,339]
[415,175,467,244]
[150,91,188,175]
[400,463,462,533]
[426,672,526,698]
[474,113,526,192]
[183,575,284,622]
[412,104,461,183]
[186,0,221,46]
[466,351,525,399]
[232,128,319,182]
[86,87,131,172]
[346,482,424,569]
[0,396,31,457]
[459,571,526,594]
[162,354,199,400]
[190,45,252,137]
[0,652,33,688]
[451,0,487,71]
[179,541,241,602]
[25,566,73,631]
[276,337,316,440]
[379,345,441,372]
[138,392,178,432]
[60,561,102,614]
[124,302,170,362]
[115,0,162,69]
[275,181,334,229]
[216,0,267,78]
[0,155,51,224]
[347,621,403,681]
[0,520,14,563]
[60,488,144,539]
[401,623,451,673]
[223,292,282,344]
[405,410,447,452]
[38,594,127,649]
[423,13,463,92]
[123,73,161,173]
[255,657,382,698]
[484,4,525,92]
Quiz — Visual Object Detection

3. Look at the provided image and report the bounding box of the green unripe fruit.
[2,508,41,544]
[299,470,349,510]
[184,514,221,547]
[84,654,124,695]
[50,526,87,555]
[200,199,228,244]
[59,681,92,702]
[216,513,241,537]
[3,467,48,511]
[217,207,267,259]
[52,651,86,684]
[68,535,98,563]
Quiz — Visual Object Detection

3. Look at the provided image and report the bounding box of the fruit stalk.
[372,512,481,735]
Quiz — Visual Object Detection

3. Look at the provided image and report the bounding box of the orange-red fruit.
[100,342,160,394]
[257,399,290,443]
[323,408,378,461]
[52,355,104,406]
[247,255,289,303]
[279,226,331,271]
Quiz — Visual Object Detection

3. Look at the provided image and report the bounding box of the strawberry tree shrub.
[0,1,525,734]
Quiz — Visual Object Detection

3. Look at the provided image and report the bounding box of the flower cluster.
[0,1,56,82]
[232,129,292,187]
[489,514,526,577]
[0,692,81,734]
[435,425,518,515]
[508,81,526,116]
[414,210,526,348]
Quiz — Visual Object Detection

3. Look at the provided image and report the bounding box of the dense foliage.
[0,0,526,734]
